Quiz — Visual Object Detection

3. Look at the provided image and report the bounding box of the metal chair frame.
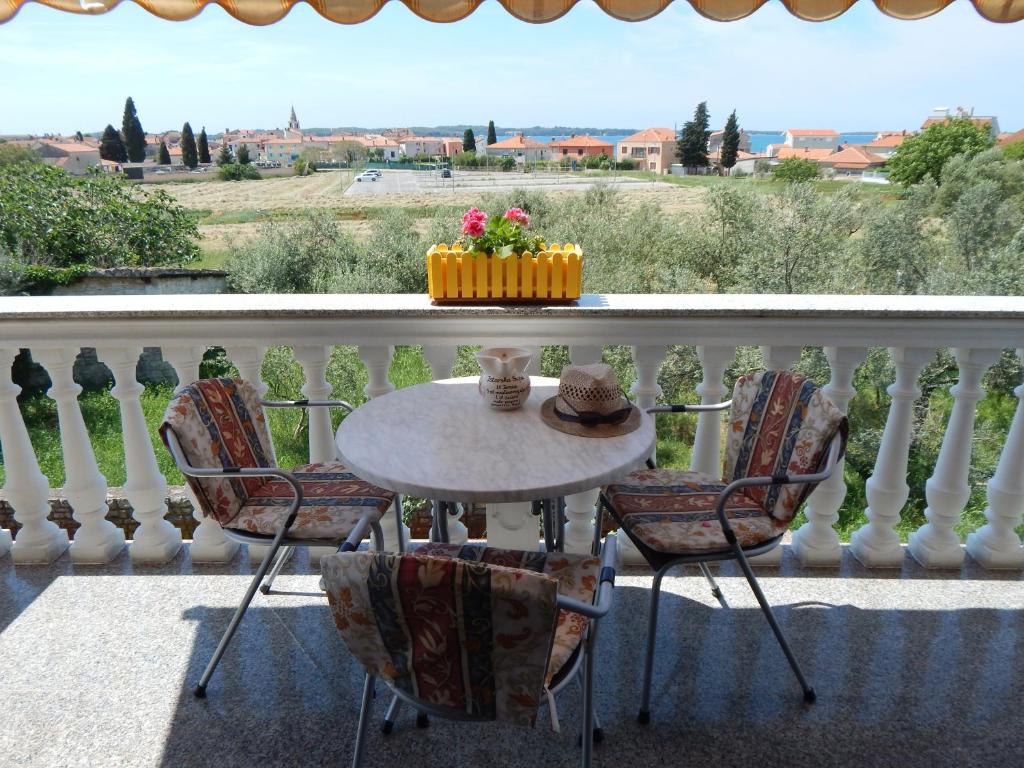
[347,533,619,768]
[598,399,844,723]
[164,397,404,698]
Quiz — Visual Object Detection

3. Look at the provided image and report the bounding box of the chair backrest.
[322,551,560,727]
[158,378,276,526]
[723,370,847,523]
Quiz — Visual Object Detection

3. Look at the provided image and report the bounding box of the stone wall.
[51,268,228,297]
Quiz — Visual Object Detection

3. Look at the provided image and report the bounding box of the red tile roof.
[866,131,909,148]
[487,134,547,149]
[821,144,887,168]
[547,135,614,149]
[620,127,676,143]
[997,129,1024,146]
[774,147,833,161]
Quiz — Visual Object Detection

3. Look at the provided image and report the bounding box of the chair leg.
[352,674,375,768]
[580,637,597,768]
[733,546,816,703]
[698,561,727,606]
[574,671,603,746]
[591,498,605,557]
[638,567,667,724]
[259,545,292,595]
[195,533,286,698]
[381,694,402,735]
[542,499,555,552]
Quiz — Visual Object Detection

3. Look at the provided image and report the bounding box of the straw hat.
[540,363,641,438]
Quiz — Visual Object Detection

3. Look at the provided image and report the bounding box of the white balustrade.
[0,348,68,564]
[33,348,124,564]
[966,350,1024,569]
[850,348,934,567]
[909,347,1001,568]
[791,346,866,566]
[4,293,1024,574]
[163,345,239,564]
[0,525,9,559]
[691,345,734,477]
[293,345,336,463]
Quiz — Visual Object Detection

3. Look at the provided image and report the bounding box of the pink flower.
[461,207,488,238]
[504,207,530,227]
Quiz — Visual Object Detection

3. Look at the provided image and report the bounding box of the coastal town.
[5,104,1022,183]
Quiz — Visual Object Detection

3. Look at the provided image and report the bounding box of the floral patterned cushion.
[159,378,276,526]
[322,551,560,727]
[723,371,847,523]
[411,543,600,684]
[605,468,788,553]
[229,461,394,540]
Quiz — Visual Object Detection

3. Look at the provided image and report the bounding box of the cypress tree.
[197,127,211,164]
[121,97,147,163]
[180,122,199,169]
[74,130,84,142]
[216,143,233,166]
[157,140,171,165]
[487,120,497,145]
[677,101,711,170]
[463,128,476,153]
[99,124,128,163]
[720,110,740,171]
[237,144,251,165]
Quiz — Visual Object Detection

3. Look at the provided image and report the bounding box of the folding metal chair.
[598,370,848,722]
[322,534,619,768]
[159,377,403,698]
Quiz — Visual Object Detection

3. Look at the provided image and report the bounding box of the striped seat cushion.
[605,468,787,553]
[410,543,600,684]
[230,460,394,541]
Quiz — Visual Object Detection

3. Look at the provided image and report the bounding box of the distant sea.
[500,131,881,154]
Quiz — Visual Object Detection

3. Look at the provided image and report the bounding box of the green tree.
[487,121,497,145]
[99,124,127,163]
[887,119,993,187]
[463,128,476,154]
[120,97,147,163]
[157,140,171,165]
[197,127,211,164]
[74,131,84,142]
[237,144,251,165]
[180,122,199,169]
[720,110,741,172]
[0,142,40,166]
[772,157,820,183]
[1004,140,1024,162]
[677,101,711,169]
[218,163,262,181]
[216,143,233,166]
[330,140,366,166]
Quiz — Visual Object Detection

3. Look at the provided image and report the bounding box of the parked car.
[364,169,382,177]
[441,168,452,178]
[355,172,378,182]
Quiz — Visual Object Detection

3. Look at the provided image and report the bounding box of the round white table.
[335,376,656,547]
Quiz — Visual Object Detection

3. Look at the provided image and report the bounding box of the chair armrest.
[712,432,843,544]
[261,398,355,412]
[163,427,304,529]
[647,399,732,415]
[557,533,618,620]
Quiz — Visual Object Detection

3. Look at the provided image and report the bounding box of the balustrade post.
[356,345,408,550]
[630,345,665,409]
[691,346,734,477]
[791,346,866,566]
[163,346,239,563]
[485,502,540,551]
[0,526,9,559]
[850,348,934,567]
[750,346,801,565]
[422,346,456,381]
[909,347,1000,568]
[966,349,1024,569]
[33,348,124,564]
[0,349,68,564]
[224,345,269,397]
[293,346,336,463]
[98,346,182,564]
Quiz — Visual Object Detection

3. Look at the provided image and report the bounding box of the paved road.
[344,170,673,196]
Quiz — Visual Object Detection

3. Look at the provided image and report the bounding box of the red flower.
[461,207,488,237]
[504,207,530,226]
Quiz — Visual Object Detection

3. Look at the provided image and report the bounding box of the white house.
[783,129,840,151]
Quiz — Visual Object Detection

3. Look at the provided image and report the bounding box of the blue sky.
[1,0,1021,135]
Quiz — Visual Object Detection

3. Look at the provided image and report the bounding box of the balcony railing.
[1,293,1023,571]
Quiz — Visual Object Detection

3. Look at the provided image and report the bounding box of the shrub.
[218,162,263,181]
[771,157,820,183]
[500,156,516,172]
[1004,140,1024,162]
[0,162,198,268]
[887,118,993,187]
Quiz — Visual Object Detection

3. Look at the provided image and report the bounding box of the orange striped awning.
[1,0,1021,25]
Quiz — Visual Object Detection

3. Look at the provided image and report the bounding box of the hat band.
[553,402,634,428]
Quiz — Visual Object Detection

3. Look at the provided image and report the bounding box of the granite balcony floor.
[2,544,1023,768]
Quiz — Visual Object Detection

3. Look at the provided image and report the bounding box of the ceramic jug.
[475,347,532,410]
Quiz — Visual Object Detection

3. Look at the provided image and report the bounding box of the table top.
[336,376,656,503]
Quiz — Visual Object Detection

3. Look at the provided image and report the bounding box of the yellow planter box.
[426,244,583,303]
